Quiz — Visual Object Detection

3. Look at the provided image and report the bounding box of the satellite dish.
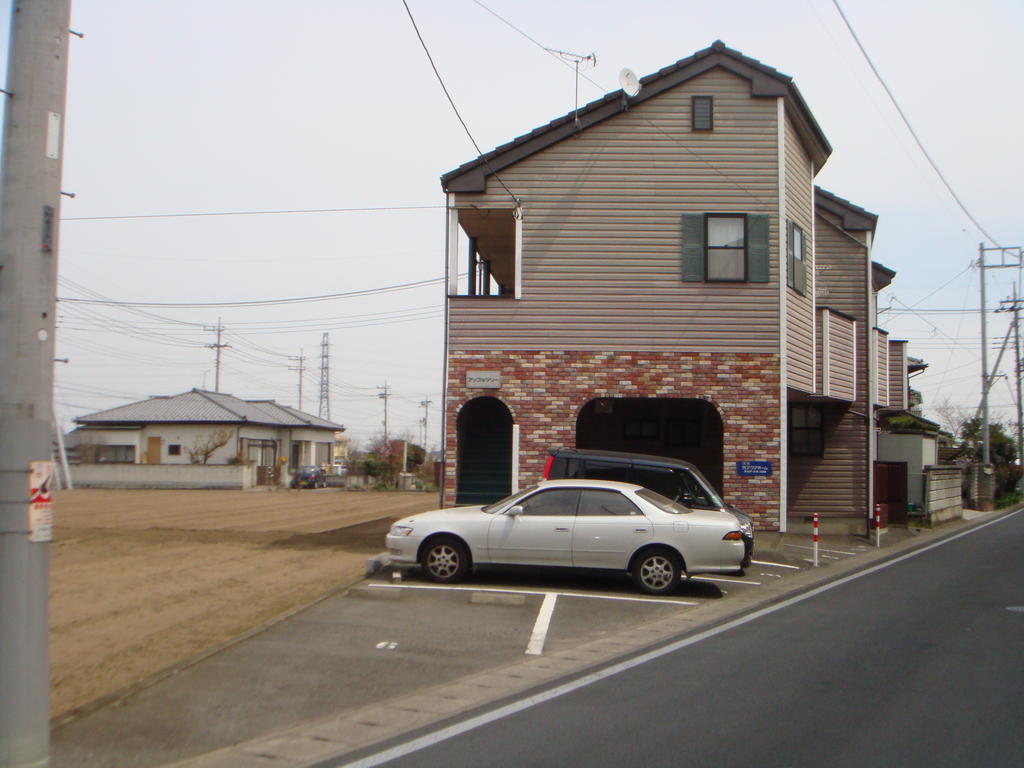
[619,68,641,98]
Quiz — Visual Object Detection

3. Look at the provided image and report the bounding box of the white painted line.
[525,593,558,656]
[785,544,858,556]
[751,559,801,570]
[365,582,696,607]
[691,576,761,586]
[338,509,1021,768]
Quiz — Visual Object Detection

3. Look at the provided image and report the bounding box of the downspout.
[441,192,455,506]
[777,97,789,533]
[865,231,876,537]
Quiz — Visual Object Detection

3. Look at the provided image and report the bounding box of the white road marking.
[525,593,558,656]
[785,543,858,556]
[338,510,1021,768]
[751,559,801,570]
[364,582,696,606]
[375,641,398,650]
[691,576,762,586]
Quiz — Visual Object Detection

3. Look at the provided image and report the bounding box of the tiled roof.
[74,389,345,431]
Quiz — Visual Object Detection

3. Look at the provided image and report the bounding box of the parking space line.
[691,576,762,586]
[751,559,801,570]
[525,593,558,656]
[784,544,859,556]
[364,583,697,606]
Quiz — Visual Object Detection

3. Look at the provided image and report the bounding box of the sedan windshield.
[481,486,538,514]
[637,488,691,515]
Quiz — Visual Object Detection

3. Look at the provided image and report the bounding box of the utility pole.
[999,292,1024,493]
[203,317,229,392]
[978,244,1022,508]
[419,396,432,451]
[288,350,305,411]
[378,382,392,447]
[0,2,73,766]
[318,333,330,419]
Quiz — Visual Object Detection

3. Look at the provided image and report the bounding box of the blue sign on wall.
[736,460,773,477]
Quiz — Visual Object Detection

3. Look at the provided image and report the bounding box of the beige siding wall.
[888,339,908,410]
[875,329,890,406]
[783,113,816,392]
[818,309,856,401]
[449,67,782,353]
[789,210,871,520]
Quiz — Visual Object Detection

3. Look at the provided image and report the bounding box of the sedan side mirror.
[507,505,524,517]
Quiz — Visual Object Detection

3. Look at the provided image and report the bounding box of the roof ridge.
[193,389,248,421]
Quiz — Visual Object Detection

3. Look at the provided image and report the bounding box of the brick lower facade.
[444,350,783,530]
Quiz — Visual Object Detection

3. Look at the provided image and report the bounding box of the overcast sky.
[3,0,1021,449]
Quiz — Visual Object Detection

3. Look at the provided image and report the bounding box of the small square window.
[692,95,713,130]
[168,444,181,456]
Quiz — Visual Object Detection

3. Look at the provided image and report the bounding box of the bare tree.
[187,428,233,464]
[930,397,972,438]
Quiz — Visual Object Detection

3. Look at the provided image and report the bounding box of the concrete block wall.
[445,350,782,529]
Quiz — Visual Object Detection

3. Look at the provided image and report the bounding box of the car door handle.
[554,527,570,532]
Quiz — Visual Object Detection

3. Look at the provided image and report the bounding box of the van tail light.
[722,531,744,541]
[543,455,554,479]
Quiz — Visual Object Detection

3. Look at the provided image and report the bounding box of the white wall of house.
[877,432,938,509]
[139,424,240,465]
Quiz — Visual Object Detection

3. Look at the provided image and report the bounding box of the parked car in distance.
[290,465,327,489]
[544,447,754,568]
[385,479,747,595]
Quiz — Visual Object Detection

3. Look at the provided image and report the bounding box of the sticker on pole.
[29,461,54,543]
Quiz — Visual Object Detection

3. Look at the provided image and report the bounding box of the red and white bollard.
[812,512,819,567]
[874,503,882,548]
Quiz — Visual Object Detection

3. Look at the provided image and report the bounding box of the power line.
[57,276,445,308]
[831,0,1002,247]
[401,0,520,206]
[61,204,443,222]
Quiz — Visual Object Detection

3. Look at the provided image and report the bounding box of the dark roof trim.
[442,41,832,193]
[817,305,858,322]
[872,261,896,291]
[814,187,878,232]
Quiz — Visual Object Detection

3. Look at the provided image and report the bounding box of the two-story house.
[438,41,909,532]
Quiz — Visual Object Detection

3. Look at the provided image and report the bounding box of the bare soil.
[50,488,438,719]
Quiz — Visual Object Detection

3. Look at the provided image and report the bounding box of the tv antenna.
[546,47,596,130]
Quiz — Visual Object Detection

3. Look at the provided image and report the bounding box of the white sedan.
[385,479,746,595]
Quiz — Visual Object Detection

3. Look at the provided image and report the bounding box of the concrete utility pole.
[203,317,229,392]
[288,350,305,410]
[0,2,73,766]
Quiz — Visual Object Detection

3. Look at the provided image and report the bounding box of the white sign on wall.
[467,370,501,389]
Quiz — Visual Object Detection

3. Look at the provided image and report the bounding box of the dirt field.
[50,488,438,720]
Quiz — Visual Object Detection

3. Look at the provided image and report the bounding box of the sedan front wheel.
[632,548,683,595]
[420,536,470,583]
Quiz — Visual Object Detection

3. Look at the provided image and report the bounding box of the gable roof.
[442,40,832,194]
[74,389,344,431]
[815,187,878,232]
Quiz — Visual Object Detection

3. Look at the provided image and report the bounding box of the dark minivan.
[544,447,754,567]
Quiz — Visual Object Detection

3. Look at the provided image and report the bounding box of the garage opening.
[576,397,724,492]
[456,396,513,505]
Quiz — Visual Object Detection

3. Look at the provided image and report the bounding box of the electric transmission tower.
[318,333,330,420]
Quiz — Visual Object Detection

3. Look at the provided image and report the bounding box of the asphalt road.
[342,509,1024,768]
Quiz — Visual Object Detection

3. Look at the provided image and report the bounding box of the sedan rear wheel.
[420,536,470,583]
[632,548,683,595]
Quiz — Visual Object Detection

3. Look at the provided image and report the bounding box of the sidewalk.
[51,507,1012,768]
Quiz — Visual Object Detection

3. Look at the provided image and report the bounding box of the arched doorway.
[456,396,513,505]
[576,397,725,492]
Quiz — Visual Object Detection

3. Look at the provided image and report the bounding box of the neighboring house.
[438,40,916,532]
[70,389,344,486]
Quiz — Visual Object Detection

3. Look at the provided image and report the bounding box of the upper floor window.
[692,95,713,131]
[680,213,769,284]
[787,221,807,294]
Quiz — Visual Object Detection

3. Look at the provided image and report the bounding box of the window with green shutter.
[681,213,770,283]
